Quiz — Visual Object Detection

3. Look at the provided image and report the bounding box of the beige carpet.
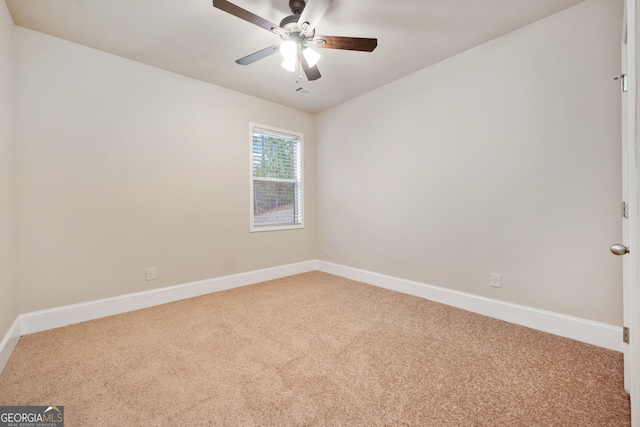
[0,272,630,426]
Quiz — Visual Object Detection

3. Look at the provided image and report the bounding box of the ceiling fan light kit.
[212,0,377,82]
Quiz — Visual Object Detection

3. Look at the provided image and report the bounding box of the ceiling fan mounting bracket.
[289,0,306,15]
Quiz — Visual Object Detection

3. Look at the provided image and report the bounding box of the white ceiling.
[6,0,585,113]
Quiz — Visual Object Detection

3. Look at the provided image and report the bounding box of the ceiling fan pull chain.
[296,51,303,83]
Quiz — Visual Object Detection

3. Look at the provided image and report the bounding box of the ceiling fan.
[212,0,378,81]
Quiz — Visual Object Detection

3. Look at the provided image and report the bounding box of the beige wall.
[6,0,625,328]
[14,28,317,313]
[316,0,624,325]
[0,2,18,337]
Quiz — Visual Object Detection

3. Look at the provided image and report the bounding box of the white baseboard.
[0,258,622,374]
[0,260,316,373]
[0,260,316,372]
[19,260,317,336]
[0,317,21,374]
[316,261,622,352]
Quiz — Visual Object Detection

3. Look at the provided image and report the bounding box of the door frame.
[624,0,639,424]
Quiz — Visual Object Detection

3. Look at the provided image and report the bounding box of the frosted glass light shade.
[303,47,321,67]
[280,40,297,59]
[281,57,296,72]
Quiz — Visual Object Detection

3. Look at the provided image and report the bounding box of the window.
[250,123,303,232]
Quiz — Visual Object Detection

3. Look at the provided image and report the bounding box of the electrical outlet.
[323,246,329,256]
[146,267,156,281]
[490,273,501,288]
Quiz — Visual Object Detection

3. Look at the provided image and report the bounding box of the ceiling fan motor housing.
[279,14,313,41]
[279,14,300,30]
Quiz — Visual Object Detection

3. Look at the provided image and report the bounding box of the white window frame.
[249,122,304,232]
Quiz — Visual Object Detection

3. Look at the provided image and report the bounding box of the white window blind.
[250,124,303,231]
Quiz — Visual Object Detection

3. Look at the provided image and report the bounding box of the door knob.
[610,244,630,256]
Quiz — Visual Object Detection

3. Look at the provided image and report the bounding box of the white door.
[619,0,639,423]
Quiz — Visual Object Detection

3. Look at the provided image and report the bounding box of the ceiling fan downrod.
[281,0,309,36]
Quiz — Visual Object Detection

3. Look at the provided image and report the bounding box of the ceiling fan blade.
[298,0,334,35]
[236,45,280,65]
[301,56,321,81]
[314,36,378,52]
[212,0,282,34]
